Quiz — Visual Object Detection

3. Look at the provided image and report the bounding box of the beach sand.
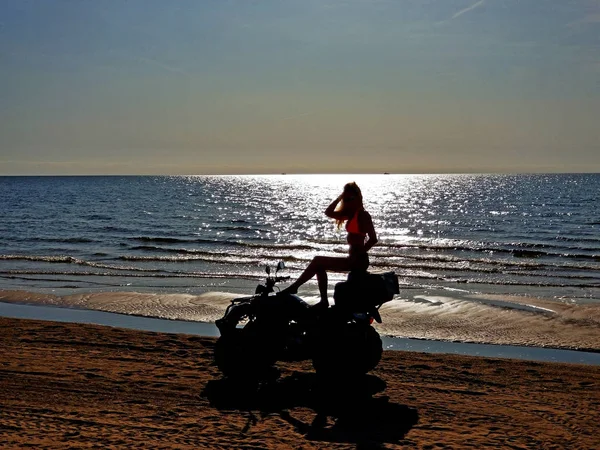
[1,317,598,449]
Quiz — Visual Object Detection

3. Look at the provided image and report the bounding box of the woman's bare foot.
[310,301,329,310]
[280,285,298,295]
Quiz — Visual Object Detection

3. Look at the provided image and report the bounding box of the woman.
[281,182,378,308]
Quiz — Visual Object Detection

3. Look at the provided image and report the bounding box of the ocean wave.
[212,224,272,234]
[502,271,599,281]
[3,266,598,290]
[128,243,319,257]
[553,235,600,244]
[235,241,319,251]
[1,269,266,281]
[119,253,306,263]
[129,236,200,244]
[84,214,113,221]
[128,245,216,254]
[1,254,81,263]
[374,253,600,273]
[379,260,600,280]
[0,254,164,273]
[156,234,599,258]
[430,278,600,289]
[375,241,600,262]
[127,236,287,248]
[129,237,600,265]
[99,225,133,233]
[131,241,600,263]
[8,237,98,244]
[379,236,597,251]
[4,251,599,283]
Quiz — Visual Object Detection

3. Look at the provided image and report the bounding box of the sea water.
[1,174,599,351]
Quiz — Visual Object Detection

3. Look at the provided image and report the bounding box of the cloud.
[106,48,189,75]
[567,13,600,27]
[134,56,189,75]
[450,0,485,21]
[281,112,313,120]
[0,159,176,175]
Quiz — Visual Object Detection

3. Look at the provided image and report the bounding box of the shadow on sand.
[202,371,419,447]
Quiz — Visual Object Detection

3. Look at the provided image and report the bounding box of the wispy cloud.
[450,0,485,21]
[281,112,313,121]
[0,159,169,175]
[106,48,189,75]
[567,13,600,27]
[134,56,188,75]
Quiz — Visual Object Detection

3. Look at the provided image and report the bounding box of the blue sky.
[1,0,599,174]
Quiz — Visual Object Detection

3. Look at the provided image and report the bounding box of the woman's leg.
[283,256,353,304]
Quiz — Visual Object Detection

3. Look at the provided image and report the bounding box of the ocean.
[1,174,599,351]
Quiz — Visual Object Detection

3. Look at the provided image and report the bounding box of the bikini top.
[346,210,366,237]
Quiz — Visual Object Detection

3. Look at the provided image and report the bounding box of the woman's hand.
[325,194,345,218]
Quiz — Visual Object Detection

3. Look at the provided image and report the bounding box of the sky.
[1,0,599,175]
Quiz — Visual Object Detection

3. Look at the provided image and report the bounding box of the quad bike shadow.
[205,262,419,445]
[202,371,419,446]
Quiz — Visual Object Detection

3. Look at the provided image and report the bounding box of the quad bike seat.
[333,271,399,322]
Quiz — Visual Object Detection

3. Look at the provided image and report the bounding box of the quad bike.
[214,262,399,380]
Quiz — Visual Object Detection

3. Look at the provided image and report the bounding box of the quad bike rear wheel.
[312,323,383,378]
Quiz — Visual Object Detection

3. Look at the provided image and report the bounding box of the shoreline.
[2,280,598,354]
[1,317,599,449]
[2,300,599,366]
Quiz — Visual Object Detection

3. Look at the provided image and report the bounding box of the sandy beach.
[1,317,598,449]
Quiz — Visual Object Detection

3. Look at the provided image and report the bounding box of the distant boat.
[383,172,390,175]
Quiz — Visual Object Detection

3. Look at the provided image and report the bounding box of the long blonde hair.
[335,182,364,229]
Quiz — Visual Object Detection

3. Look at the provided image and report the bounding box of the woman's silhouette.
[282,182,378,307]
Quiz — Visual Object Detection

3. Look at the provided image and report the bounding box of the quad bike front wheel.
[214,322,280,380]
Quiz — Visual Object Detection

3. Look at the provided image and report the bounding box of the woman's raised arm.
[325,194,345,219]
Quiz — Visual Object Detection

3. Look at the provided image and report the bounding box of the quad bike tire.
[214,323,279,380]
[312,323,383,378]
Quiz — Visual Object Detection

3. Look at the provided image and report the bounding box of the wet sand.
[1,317,599,449]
